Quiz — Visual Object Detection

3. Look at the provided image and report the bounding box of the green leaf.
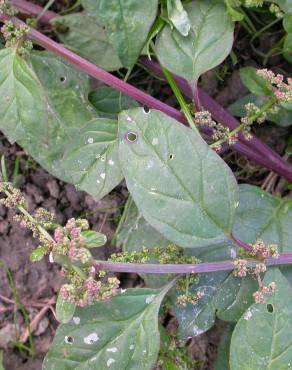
[51,13,122,71]
[118,108,238,248]
[43,283,175,370]
[167,0,191,37]
[82,0,159,68]
[214,323,234,370]
[230,268,292,370]
[224,0,244,21]
[239,67,271,96]
[89,86,138,119]
[173,244,256,338]
[283,33,292,63]
[0,350,4,370]
[284,15,292,33]
[56,294,76,324]
[0,49,123,200]
[0,48,45,143]
[232,184,292,252]
[82,230,107,248]
[115,197,169,253]
[155,0,234,82]
[228,94,292,127]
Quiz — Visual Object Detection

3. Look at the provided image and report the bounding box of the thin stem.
[161,65,198,132]
[35,0,55,23]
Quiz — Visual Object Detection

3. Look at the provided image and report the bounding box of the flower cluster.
[176,290,204,307]
[244,0,263,7]
[60,268,120,307]
[269,3,284,18]
[251,239,279,259]
[194,110,237,151]
[0,0,17,16]
[1,21,33,55]
[0,182,27,208]
[257,69,292,103]
[253,282,276,304]
[233,259,248,277]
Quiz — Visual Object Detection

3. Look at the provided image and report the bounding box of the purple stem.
[7,1,292,182]
[12,0,56,24]
[95,253,292,274]
[140,57,292,182]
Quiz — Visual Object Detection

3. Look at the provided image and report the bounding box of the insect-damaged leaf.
[82,0,159,68]
[118,108,238,248]
[0,49,123,200]
[230,268,292,370]
[155,0,234,82]
[43,283,174,370]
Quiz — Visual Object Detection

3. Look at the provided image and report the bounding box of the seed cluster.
[257,69,292,103]
[1,20,33,54]
[0,0,17,16]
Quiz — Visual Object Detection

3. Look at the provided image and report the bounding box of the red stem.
[12,0,56,24]
[95,253,292,274]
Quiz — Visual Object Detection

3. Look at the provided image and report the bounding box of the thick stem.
[94,253,292,274]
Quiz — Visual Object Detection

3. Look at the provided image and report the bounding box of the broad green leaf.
[118,108,238,248]
[51,13,122,71]
[214,323,234,370]
[82,230,107,248]
[115,197,169,253]
[56,294,76,324]
[0,48,45,143]
[284,14,292,33]
[230,268,292,370]
[239,67,271,96]
[167,0,191,36]
[155,0,234,82]
[232,184,292,251]
[173,244,256,338]
[0,49,123,200]
[82,0,159,68]
[89,86,138,119]
[43,284,174,370]
[228,94,292,127]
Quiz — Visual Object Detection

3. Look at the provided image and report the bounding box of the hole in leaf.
[267,304,274,313]
[143,106,150,114]
[169,154,174,160]
[126,132,138,143]
[60,76,66,83]
[65,336,74,344]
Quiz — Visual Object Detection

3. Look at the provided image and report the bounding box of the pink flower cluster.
[257,69,292,103]
[253,282,276,304]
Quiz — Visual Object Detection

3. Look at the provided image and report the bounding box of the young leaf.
[155,0,234,82]
[43,284,174,370]
[115,197,169,253]
[266,0,292,14]
[118,108,238,248]
[82,230,107,248]
[51,13,122,71]
[82,0,159,68]
[230,268,292,370]
[232,184,292,252]
[167,0,191,37]
[56,294,76,324]
[239,67,272,96]
[89,86,138,119]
